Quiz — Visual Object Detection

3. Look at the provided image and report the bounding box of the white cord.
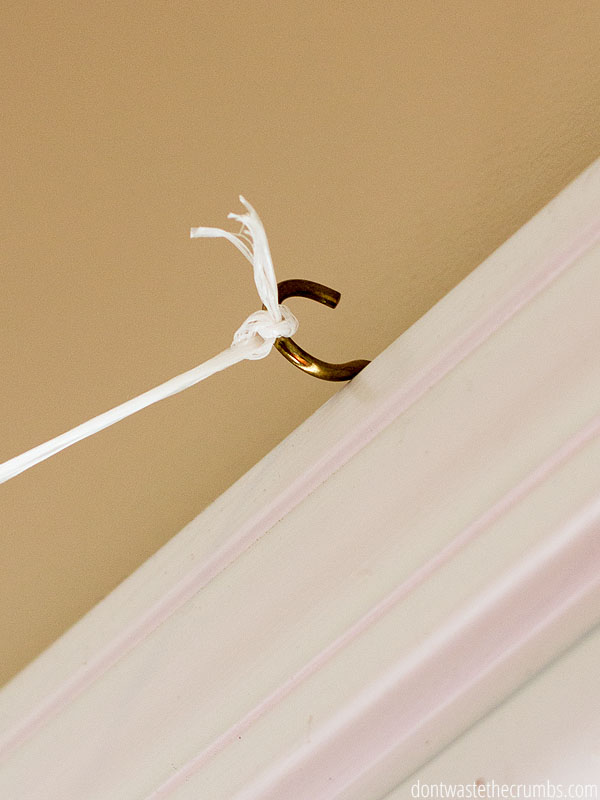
[0,197,298,485]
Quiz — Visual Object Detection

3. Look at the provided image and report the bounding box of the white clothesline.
[0,197,298,485]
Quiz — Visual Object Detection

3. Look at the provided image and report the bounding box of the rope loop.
[232,305,298,358]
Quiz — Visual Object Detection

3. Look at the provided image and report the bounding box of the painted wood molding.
[387,621,600,795]
[1,158,600,799]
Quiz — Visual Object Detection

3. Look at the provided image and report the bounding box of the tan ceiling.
[1,0,599,687]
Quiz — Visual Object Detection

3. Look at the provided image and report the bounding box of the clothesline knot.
[232,304,298,359]
[0,196,300,487]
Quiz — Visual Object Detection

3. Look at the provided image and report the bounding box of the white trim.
[1,159,600,798]
[386,621,600,794]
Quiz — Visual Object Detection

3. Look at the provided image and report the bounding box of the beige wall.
[1,1,599,687]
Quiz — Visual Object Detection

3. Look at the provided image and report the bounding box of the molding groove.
[146,410,600,799]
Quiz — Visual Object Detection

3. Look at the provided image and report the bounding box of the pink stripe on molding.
[144,409,600,798]
[2,216,600,764]
[235,498,600,800]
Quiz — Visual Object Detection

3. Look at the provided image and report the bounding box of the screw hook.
[267,279,370,381]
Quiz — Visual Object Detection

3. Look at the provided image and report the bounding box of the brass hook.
[268,279,370,381]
